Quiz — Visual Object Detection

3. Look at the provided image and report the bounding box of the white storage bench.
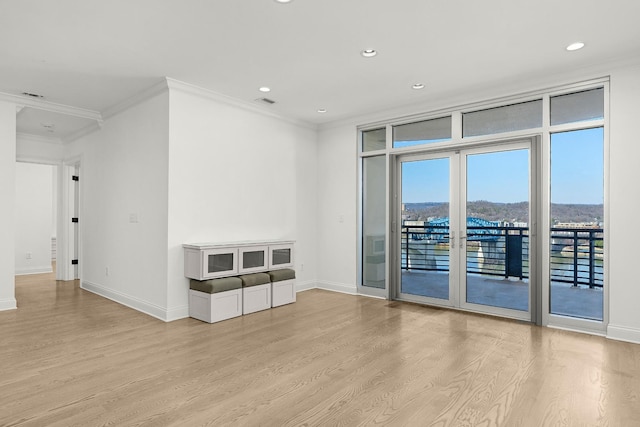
[189,277,243,323]
[268,268,296,307]
[240,272,272,314]
[184,240,296,322]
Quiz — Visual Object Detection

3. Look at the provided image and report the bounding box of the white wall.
[65,91,171,320]
[166,84,318,315]
[606,62,640,342]
[14,162,54,275]
[316,124,358,294]
[0,101,17,310]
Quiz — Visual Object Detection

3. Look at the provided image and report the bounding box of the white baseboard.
[15,266,53,276]
[607,324,640,344]
[82,281,174,322]
[296,280,317,293]
[0,297,17,311]
[315,281,358,295]
[165,305,189,322]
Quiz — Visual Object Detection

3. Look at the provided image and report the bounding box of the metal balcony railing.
[401,224,603,288]
[550,227,603,288]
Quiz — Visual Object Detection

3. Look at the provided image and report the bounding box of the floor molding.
[315,281,357,296]
[0,297,17,311]
[607,324,640,344]
[82,281,171,322]
[15,266,54,276]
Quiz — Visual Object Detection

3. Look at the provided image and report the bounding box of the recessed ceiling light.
[361,49,377,58]
[274,0,293,3]
[566,42,585,51]
[317,109,327,113]
[259,87,271,93]
[412,83,425,90]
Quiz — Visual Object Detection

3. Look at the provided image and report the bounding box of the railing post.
[404,228,409,271]
[520,228,524,280]
[589,230,595,289]
[573,230,579,287]
[504,229,509,279]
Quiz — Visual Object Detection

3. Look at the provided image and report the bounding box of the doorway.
[395,139,536,321]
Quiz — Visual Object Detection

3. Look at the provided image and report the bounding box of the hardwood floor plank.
[2,271,640,426]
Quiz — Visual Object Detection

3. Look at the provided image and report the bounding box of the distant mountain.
[403,201,603,224]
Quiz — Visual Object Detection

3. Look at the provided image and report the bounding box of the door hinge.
[72,175,79,182]
[72,217,79,223]
[71,259,79,265]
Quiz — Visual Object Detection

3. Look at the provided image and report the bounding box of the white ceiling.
[2,0,640,140]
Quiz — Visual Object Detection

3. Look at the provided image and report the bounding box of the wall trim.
[166,77,317,131]
[315,281,358,295]
[0,91,103,122]
[102,78,170,121]
[63,121,102,144]
[165,305,189,322]
[295,280,317,293]
[82,280,171,322]
[16,132,62,145]
[607,324,640,345]
[0,297,17,311]
[15,266,54,276]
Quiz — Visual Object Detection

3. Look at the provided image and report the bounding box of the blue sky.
[402,127,604,204]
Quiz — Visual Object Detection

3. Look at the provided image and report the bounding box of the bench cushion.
[190,277,243,294]
[239,272,271,288]
[268,268,296,282]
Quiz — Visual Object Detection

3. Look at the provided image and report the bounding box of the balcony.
[401,223,603,320]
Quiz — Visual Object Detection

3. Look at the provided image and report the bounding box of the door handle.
[450,231,455,249]
[460,234,467,246]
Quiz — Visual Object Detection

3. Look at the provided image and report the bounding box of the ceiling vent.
[22,92,44,98]
[255,97,276,105]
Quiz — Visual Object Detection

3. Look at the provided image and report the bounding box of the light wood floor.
[2,272,640,426]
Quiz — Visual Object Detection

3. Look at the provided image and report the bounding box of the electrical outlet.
[26,252,32,260]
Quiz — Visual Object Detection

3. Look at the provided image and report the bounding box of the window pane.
[393,116,451,148]
[550,127,604,321]
[362,155,386,288]
[463,100,542,137]
[362,128,386,152]
[551,88,604,126]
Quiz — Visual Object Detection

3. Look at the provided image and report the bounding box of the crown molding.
[62,121,102,144]
[16,132,63,145]
[0,91,103,124]
[101,78,170,120]
[165,77,317,131]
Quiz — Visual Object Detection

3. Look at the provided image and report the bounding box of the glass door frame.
[392,137,540,323]
[394,150,460,308]
[458,140,538,322]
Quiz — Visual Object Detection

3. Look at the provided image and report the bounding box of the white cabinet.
[238,245,269,274]
[269,243,294,270]
[184,246,238,280]
[183,241,294,280]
